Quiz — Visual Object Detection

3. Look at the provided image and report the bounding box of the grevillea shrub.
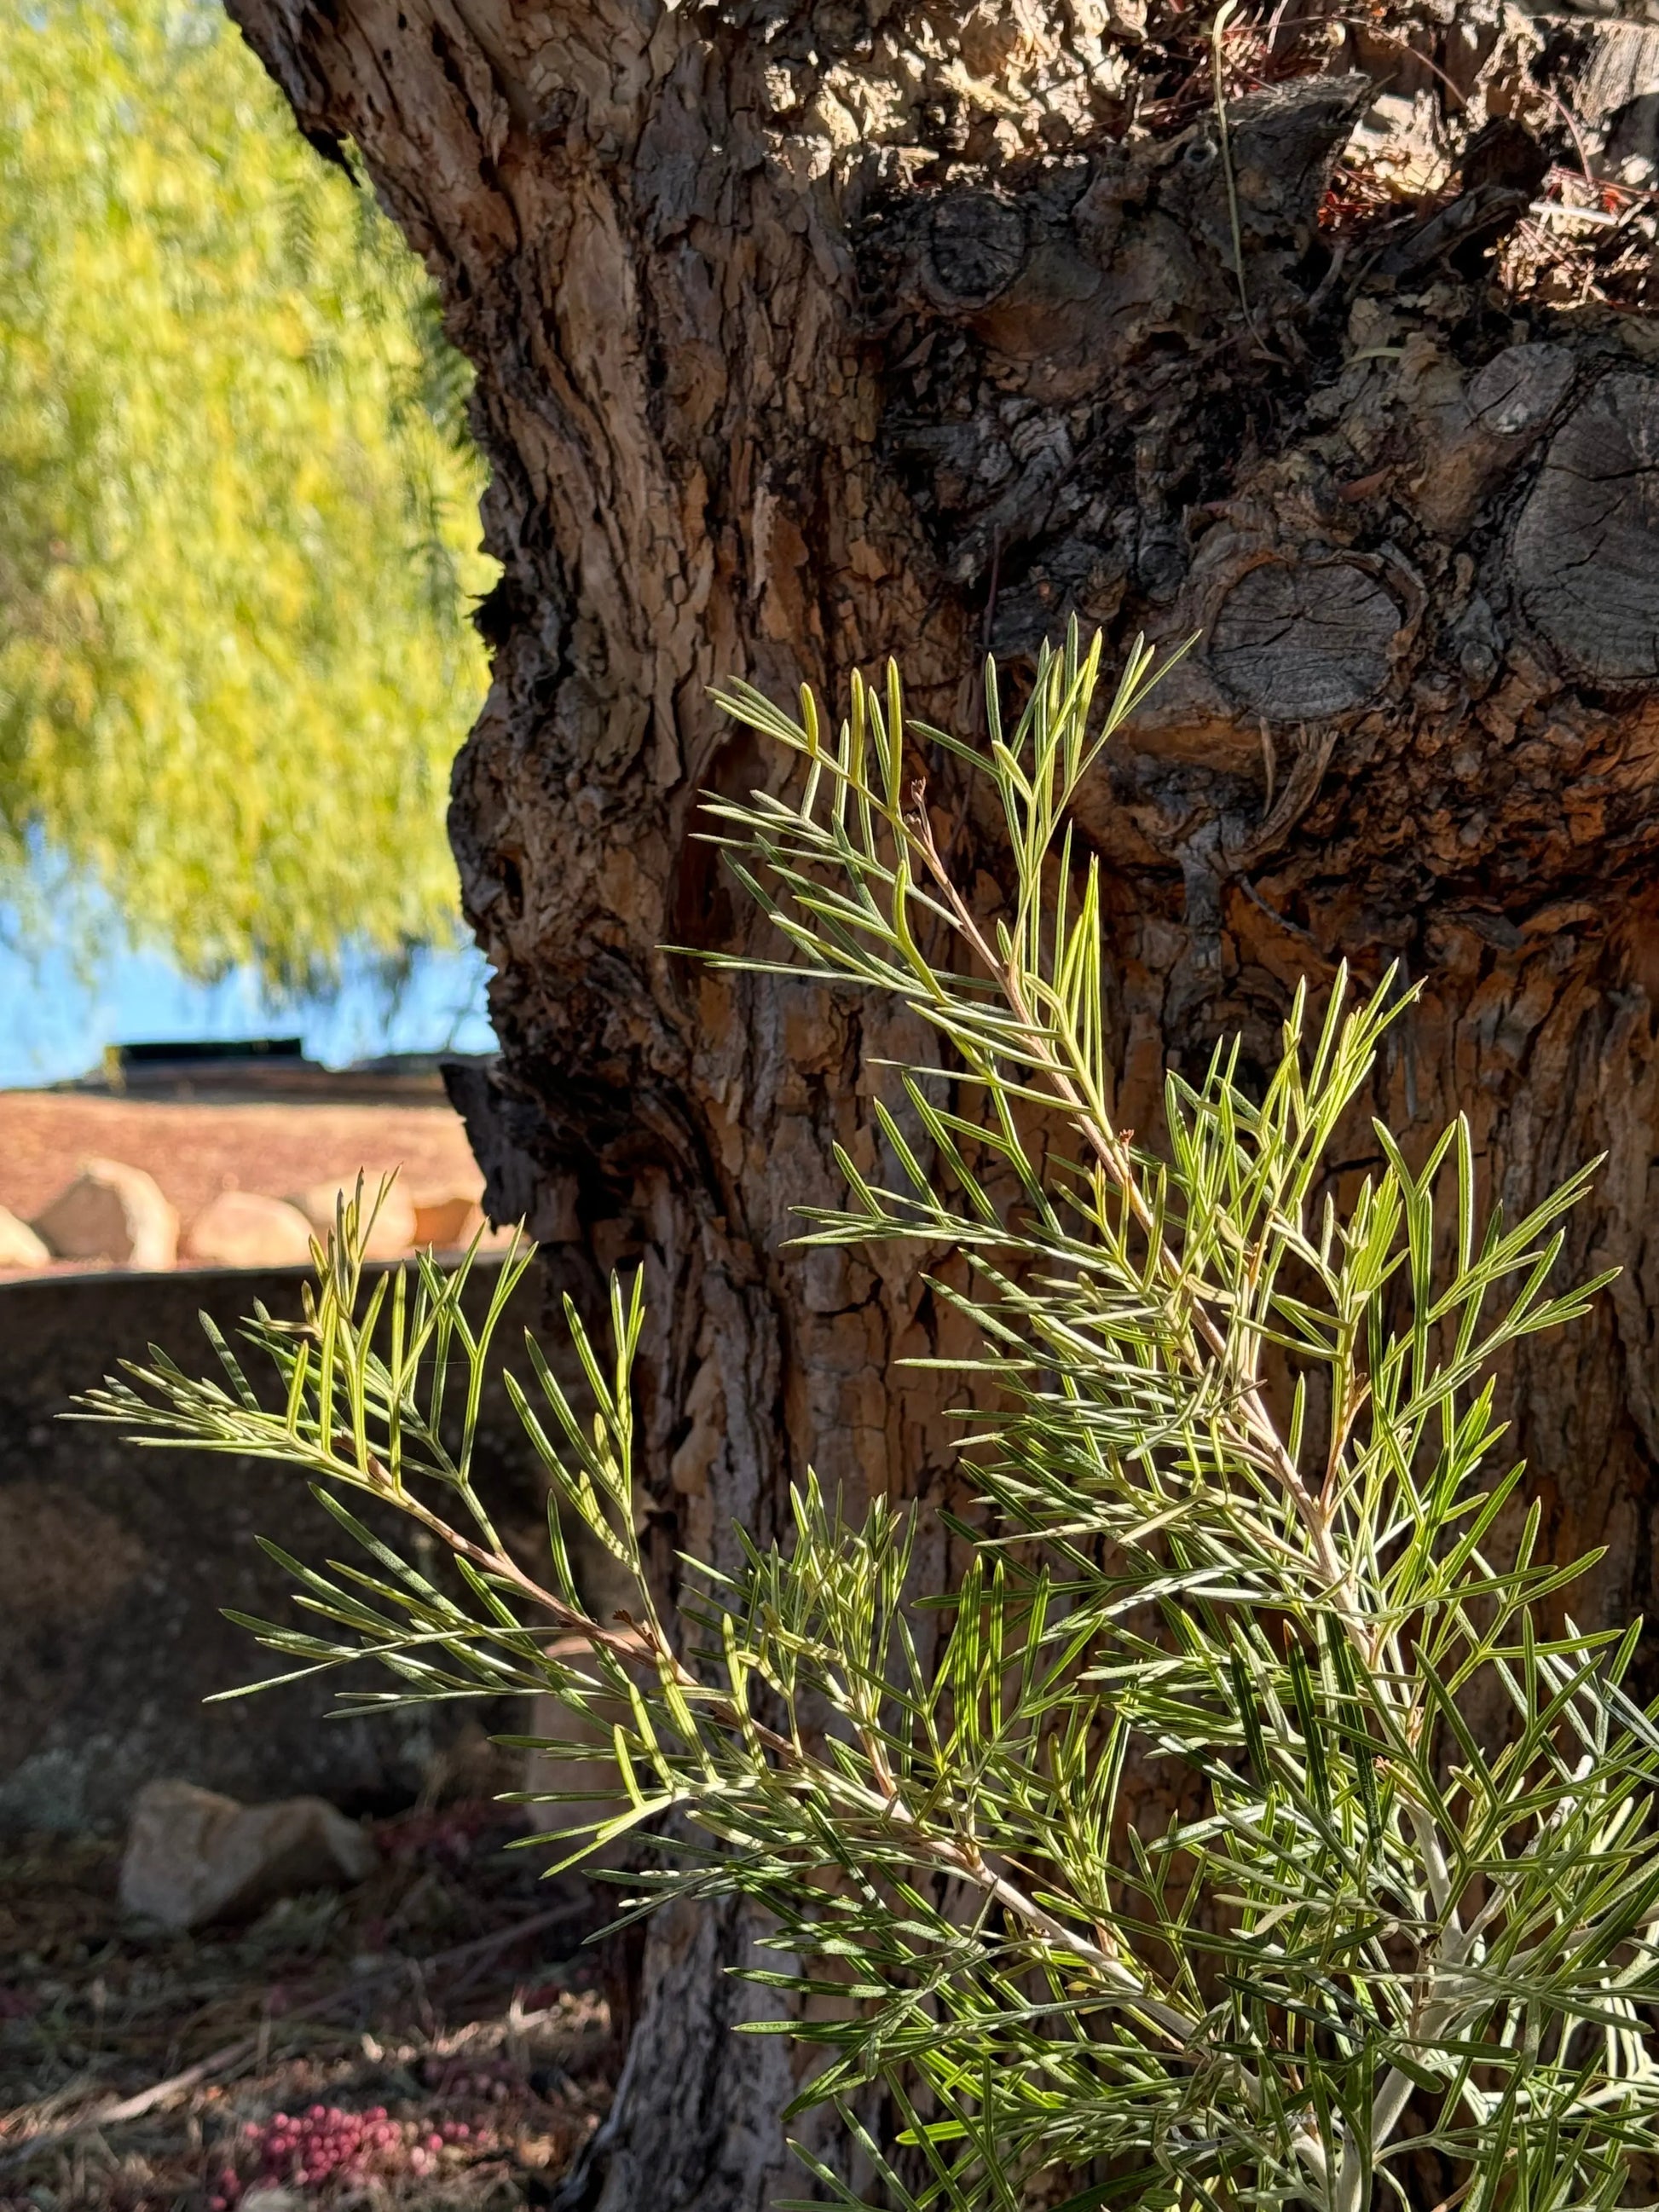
[95,632,1659,2212]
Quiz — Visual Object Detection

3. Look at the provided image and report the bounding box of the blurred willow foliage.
[0,0,496,987]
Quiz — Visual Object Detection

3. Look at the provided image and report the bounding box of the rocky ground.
[0,1804,619,2212]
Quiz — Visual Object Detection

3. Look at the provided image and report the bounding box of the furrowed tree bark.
[225,0,1659,2200]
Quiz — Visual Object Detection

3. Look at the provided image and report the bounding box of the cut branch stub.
[1207,557,1400,720]
[1513,371,1659,688]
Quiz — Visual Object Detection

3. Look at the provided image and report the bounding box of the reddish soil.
[0,1093,483,1265]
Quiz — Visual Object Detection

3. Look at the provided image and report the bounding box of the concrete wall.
[0,1258,557,1831]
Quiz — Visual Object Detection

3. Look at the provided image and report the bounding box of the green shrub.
[86,631,1659,2211]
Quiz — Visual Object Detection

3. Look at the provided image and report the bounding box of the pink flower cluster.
[209,2104,474,2205]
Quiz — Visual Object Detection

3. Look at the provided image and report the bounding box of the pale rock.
[119,1779,377,1931]
[288,1176,416,1260]
[33,1158,178,1269]
[412,1190,485,1249]
[411,1189,519,1254]
[0,1205,50,1270]
[184,1190,317,1269]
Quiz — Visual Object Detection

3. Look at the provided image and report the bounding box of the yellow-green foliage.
[0,0,496,985]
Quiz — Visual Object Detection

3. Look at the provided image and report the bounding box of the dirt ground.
[0,1804,618,2212]
[0,1095,483,1273]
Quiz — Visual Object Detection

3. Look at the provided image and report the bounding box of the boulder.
[288,1176,416,1261]
[411,1191,484,1249]
[184,1190,315,1269]
[33,1158,178,1269]
[0,1205,50,1271]
[118,1779,377,1930]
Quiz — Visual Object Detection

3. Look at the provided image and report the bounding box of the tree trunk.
[226,0,1659,2198]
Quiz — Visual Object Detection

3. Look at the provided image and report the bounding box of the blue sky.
[0,929,496,1089]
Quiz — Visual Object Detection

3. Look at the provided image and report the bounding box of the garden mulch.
[0,1803,619,2212]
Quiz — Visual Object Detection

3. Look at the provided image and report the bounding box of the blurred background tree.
[0,0,494,992]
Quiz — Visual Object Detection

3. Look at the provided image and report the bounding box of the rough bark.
[223,0,1659,2200]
